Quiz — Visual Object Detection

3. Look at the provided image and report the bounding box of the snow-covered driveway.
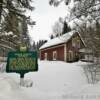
[0,61,100,100]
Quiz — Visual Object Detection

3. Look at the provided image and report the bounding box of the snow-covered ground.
[0,60,100,100]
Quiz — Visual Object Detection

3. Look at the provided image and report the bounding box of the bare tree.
[52,20,63,36]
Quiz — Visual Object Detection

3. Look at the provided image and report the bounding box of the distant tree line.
[31,40,47,51]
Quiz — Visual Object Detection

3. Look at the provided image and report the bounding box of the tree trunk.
[0,0,3,22]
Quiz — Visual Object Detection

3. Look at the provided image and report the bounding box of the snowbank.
[0,61,99,100]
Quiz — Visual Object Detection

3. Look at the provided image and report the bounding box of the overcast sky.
[29,0,68,42]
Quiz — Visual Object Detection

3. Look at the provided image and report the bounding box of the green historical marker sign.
[6,51,38,74]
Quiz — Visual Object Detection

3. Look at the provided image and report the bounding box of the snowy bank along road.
[0,61,100,100]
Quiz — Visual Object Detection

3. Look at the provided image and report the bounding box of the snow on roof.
[40,31,75,50]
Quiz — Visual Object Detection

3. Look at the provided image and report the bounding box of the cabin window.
[72,38,76,47]
[44,53,48,60]
[77,40,80,48]
[72,37,80,48]
[53,51,57,60]
[68,50,73,61]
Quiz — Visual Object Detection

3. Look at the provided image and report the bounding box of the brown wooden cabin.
[40,31,85,62]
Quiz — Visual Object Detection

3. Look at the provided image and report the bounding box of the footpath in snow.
[0,61,100,100]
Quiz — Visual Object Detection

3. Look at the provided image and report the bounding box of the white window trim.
[53,51,57,60]
[44,53,48,60]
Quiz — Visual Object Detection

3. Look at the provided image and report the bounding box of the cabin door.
[68,50,73,62]
[53,51,57,60]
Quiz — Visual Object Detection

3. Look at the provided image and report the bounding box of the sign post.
[20,74,24,86]
[19,46,27,86]
[6,49,38,87]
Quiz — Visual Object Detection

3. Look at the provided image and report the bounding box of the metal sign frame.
[6,51,38,74]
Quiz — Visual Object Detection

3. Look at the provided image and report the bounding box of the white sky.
[28,0,68,42]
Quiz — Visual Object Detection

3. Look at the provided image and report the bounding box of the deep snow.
[0,60,100,100]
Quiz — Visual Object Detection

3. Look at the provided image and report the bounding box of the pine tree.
[0,0,35,50]
[0,0,35,35]
[50,34,54,39]
[62,21,71,34]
